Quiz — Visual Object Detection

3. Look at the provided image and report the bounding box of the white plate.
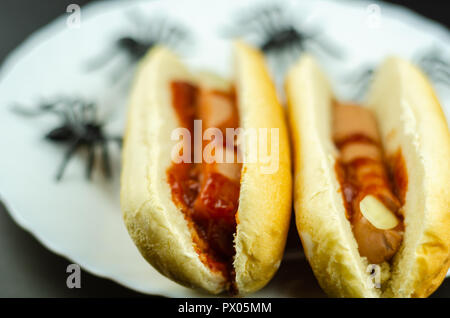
[0,0,449,297]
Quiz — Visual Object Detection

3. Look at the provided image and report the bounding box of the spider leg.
[429,68,450,86]
[257,9,274,35]
[86,143,96,180]
[434,64,450,78]
[56,139,82,181]
[415,47,441,63]
[435,61,450,78]
[258,7,283,37]
[416,50,450,75]
[101,141,112,179]
[113,136,123,148]
[265,6,283,33]
[10,99,61,117]
[127,10,153,42]
[74,99,84,126]
[417,57,450,69]
[10,104,44,117]
[230,7,276,37]
[58,100,73,126]
[432,76,450,87]
[84,101,97,123]
[63,99,80,132]
[427,58,450,71]
[420,62,450,83]
[234,8,267,28]
[80,101,89,123]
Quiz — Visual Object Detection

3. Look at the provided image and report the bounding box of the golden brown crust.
[286,55,450,298]
[121,43,292,295]
[233,41,292,294]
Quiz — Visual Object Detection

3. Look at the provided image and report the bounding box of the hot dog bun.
[286,55,450,297]
[367,58,450,297]
[121,42,292,295]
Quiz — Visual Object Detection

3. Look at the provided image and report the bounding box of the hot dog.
[333,103,403,265]
[286,55,450,297]
[121,42,292,295]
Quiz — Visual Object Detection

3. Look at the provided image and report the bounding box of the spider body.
[87,13,188,78]
[260,26,306,53]
[116,36,153,61]
[13,99,122,181]
[46,124,77,142]
[227,5,341,60]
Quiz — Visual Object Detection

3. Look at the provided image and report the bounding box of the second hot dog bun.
[121,42,292,295]
[286,55,450,297]
[367,58,450,297]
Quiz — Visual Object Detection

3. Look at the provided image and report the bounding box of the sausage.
[333,103,403,264]
[168,83,241,271]
[193,88,241,259]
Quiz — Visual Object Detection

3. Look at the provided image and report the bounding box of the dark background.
[0,0,449,298]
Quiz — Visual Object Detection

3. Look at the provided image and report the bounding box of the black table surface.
[0,0,449,298]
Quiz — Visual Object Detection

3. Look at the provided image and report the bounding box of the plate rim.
[0,0,449,297]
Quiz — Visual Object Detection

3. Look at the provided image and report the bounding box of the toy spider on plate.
[416,46,450,86]
[346,46,450,100]
[225,5,342,60]
[86,11,189,82]
[12,98,122,181]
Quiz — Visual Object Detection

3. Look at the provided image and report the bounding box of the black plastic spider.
[86,12,189,81]
[346,46,450,100]
[225,5,342,60]
[416,46,450,86]
[12,98,122,181]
